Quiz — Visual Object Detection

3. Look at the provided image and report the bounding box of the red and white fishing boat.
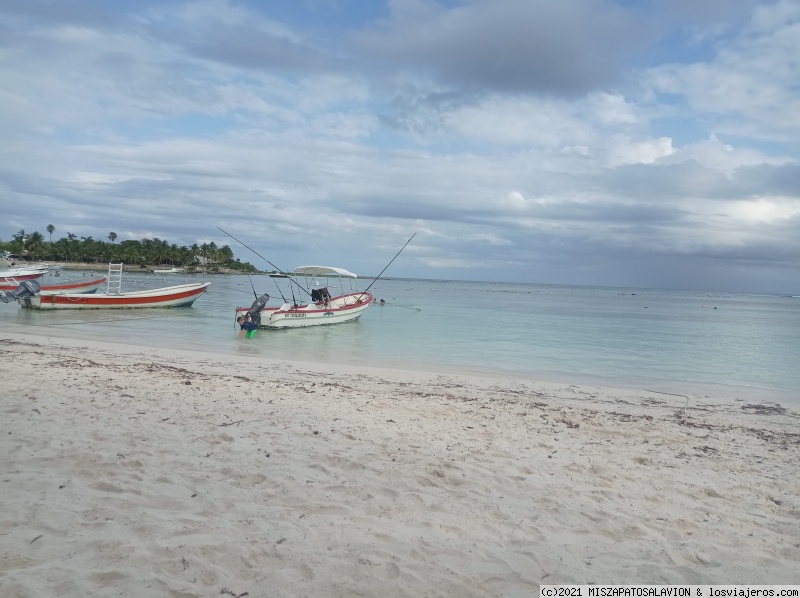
[0,276,106,294]
[0,260,49,282]
[236,266,372,329]
[3,263,210,310]
[24,283,210,310]
[0,270,45,282]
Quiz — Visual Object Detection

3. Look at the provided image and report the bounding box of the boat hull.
[22,282,210,309]
[237,291,372,329]
[0,272,46,283]
[0,277,107,294]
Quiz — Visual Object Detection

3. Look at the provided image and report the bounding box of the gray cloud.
[604,160,800,202]
[733,163,800,198]
[348,0,653,95]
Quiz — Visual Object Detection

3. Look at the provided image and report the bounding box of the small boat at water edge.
[0,259,49,282]
[0,276,107,294]
[0,271,45,283]
[150,267,185,274]
[223,228,414,332]
[2,263,210,310]
[236,266,372,329]
[22,282,210,309]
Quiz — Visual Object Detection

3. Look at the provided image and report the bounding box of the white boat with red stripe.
[0,276,107,295]
[236,266,372,329]
[4,263,210,310]
[26,283,210,309]
[0,259,49,282]
[223,229,414,333]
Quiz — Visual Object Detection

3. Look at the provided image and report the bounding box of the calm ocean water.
[2,271,799,402]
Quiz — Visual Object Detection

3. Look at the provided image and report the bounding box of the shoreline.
[1,332,798,594]
[29,260,249,275]
[5,310,793,405]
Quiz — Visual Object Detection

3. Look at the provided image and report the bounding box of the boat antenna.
[217,227,311,298]
[357,232,416,302]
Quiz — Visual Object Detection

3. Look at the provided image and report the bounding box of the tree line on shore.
[1,227,258,272]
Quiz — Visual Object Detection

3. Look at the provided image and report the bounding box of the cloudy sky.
[1,0,799,293]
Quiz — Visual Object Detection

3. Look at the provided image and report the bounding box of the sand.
[1,330,799,597]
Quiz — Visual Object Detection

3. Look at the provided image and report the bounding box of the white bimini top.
[293,266,357,278]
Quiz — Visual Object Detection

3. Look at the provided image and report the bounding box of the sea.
[2,270,799,403]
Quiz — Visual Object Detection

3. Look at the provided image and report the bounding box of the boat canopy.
[293,266,357,278]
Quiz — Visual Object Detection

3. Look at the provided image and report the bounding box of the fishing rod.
[217,227,310,299]
[268,275,288,303]
[246,275,258,300]
[357,232,416,303]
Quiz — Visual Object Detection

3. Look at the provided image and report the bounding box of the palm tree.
[46,224,55,243]
[108,232,117,243]
[219,245,234,260]
[119,240,142,265]
[10,229,27,255]
[65,233,78,261]
[27,231,45,260]
[51,237,69,261]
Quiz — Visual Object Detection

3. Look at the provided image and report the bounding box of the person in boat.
[237,316,257,339]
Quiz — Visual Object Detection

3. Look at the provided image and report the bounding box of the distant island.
[1,227,258,273]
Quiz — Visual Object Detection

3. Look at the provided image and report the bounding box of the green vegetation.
[1,228,258,273]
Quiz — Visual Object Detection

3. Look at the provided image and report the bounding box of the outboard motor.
[245,294,269,327]
[0,280,41,304]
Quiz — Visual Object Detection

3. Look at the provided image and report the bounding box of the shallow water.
[2,271,798,402]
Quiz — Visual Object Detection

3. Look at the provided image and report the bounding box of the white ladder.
[107,263,123,295]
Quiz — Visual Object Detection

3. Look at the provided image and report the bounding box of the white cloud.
[609,137,675,165]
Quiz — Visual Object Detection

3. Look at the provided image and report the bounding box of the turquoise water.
[2,271,799,402]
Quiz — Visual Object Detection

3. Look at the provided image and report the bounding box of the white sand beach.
[1,329,799,596]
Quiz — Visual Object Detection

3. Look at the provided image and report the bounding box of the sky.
[1,0,799,293]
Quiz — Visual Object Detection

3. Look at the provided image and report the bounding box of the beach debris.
[694,445,719,456]
[741,403,786,415]
[220,588,249,597]
[218,420,243,427]
[30,534,43,544]
[608,412,653,422]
